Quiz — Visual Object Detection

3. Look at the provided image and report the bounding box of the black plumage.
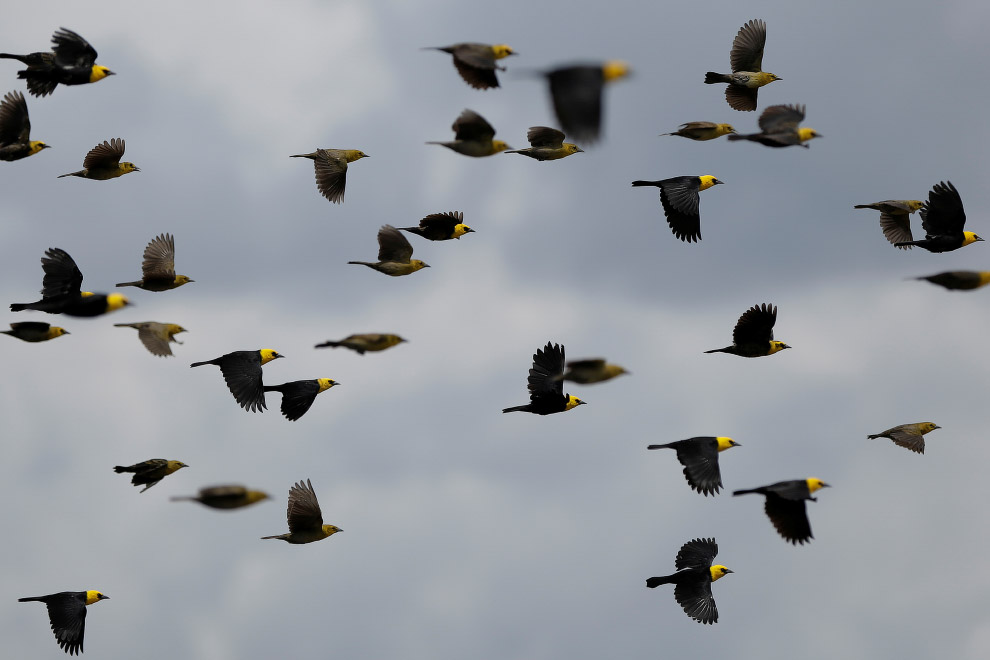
[502,341,585,415]
[646,538,731,624]
[647,437,739,495]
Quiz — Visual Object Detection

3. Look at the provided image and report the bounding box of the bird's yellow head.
[758,72,781,84]
[344,150,369,163]
[317,378,339,392]
[85,591,109,605]
[384,334,407,346]
[492,44,515,59]
[601,364,629,379]
[409,259,430,271]
[963,232,984,246]
[798,128,821,143]
[166,324,187,338]
[768,341,790,354]
[49,326,69,339]
[562,143,584,155]
[906,200,924,211]
[602,60,631,82]
[699,175,723,191]
[491,140,510,154]
[709,565,733,582]
[89,66,114,83]
[716,436,740,452]
[806,478,829,493]
[919,422,940,434]
[452,223,475,239]
[565,395,586,411]
[28,141,50,155]
[165,460,189,474]
[322,524,343,537]
[259,349,283,364]
[716,124,736,136]
[244,490,270,505]
[119,162,140,174]
[106,293,130,311]
[174,275,194,286]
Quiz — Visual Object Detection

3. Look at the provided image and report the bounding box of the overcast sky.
[3,1,990,658]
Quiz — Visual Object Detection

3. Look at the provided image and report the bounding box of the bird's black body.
[263,379,335,421]
[190,350,282,412]
[648,437,736,496]
[19,590,108,655]
[705,303,785,357]
[398,211,471,241]
[502,341,583,415]
[733,479,825,544]
[895,181,981,252]
[646,538,728,624]
[1,28,111,97]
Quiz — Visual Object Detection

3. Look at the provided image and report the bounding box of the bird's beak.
[821,483,831,488]
[978,237,986,242]
[106,70,116,76]
[575,147,584,152]
[724,569,734,574]
[424,264,431,268]
[133,166,141,172]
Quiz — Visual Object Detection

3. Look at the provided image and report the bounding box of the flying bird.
[0,90,48,160]
[647,436,740,496]
[915,271,990,291]
[291,148,368,204]
[58,138,138,180]
[114,459,188,492]
[264,379,339,421]
[115,233,193,291]
[113,322,187,357]
[398,211,474,241]
[661,121,736,141]
[556,358,629,384]
[18,590,109,655]
[1,321,68,342]
[10,247,129,317]
[631,175,723,243]
[189,349,284,412]
[1,27,113,97]
[733,478,829,544]
[502,341,586,415]
[261,478,343,544]
[315,333,406,354]
[171,485,270,509]
[646,538,732,624]
[705,19,780,111]
[348,225,430,276]
[854,199,924,249]
[425,42,515,89]
[867,422,940,454]
[727,104,820,147]
[505,126,583,160]
[704,303,789,357]
[894,181,983,252]
[427,109,509,157]
[543,61,630,143]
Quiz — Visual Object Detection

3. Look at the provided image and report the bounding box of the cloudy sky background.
[3,0,990,658]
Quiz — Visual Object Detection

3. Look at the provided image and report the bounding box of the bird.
[504,126,583,160]
[915,271,990,291]
[555,358,629,384]
[542,61,630,143]
[705,303,789,357]
[290,148,368,204]
[647,437,740,496]
[58,138,138,180]
[427,109,509,157]
[727,104,820,147]
[113,459,188,492]
[398,211,474,241]
[502,341,586,415]
[10,247,130,317]
[854,199,924,249]
[631,176,723,243]
[115,233,193,291]
[189,349,283,412]
[733,478,829,544]
[867,422,940,454]
[263,379,339,421]
[661,121,736,141]
[113,322,187,357]
[894,181,983,252]
[261,478,343,544]
[1,28,113,97]
[171,485,270,509]
[348,225,430,276]
[18,590,109,655]
[0,90,49,160]
[315,333,406,354]
[425,42,515,89]
[645,538,732,624]
[705,19,780,111]
[1,321,68,342]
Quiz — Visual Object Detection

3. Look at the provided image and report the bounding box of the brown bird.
[854,200,924,249]
[705,19,780,111]
[115,233,193,291]
[58,137,138,179]
[661,121,736,141]
[315,333,406,354]
[291,148,368,204]
[425,42,516,89]
[0,90,49,160]
[427,109,509,157]
[348,225,430,276]
[867,422,940,454]
[171,485,270,509]
[261,478,343,544]
[114,459,188,492]
[113,322,187,356]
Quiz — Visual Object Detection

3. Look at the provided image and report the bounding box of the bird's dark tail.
[894,241,920,248]
[645,576,673,588]
[704,72,728,84]
[113,466,131,473]
[631,180,663,188]
[17,596,45,602]
[704,347,729,354]
[732,488,761,496]
[189,359,218,368]
[314,340,341,349]
[9,303,28,312]
[502,405,529,413]
[646,444,672,450]
[866,434,882,439]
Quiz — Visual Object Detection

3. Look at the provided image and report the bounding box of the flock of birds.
[0,17,983,655]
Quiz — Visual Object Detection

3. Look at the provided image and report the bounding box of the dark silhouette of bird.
[647,437,740,495]
[733,479,829,544]
[894,181,983,252]
[645,538,732,624]
[704,303,789,357]
[1,28,114,97]
[18,590,109,655]
[502,341,586,414]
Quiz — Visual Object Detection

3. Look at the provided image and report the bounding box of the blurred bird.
[398,211,474,241]
[631,175,723,242]
[1,28,113,97]
[727,104,820,147]
[645,538,732,624]
[705,19,779,111]
[171,485,270,509]
[115,233,193,291]
[894,181,983,252]
[425,42,515,89]
[916,271,990,291]
[705,303,789,357]
[315,333,406,354]
[58,138,138,180]
[1,321,68,342]
[543,61,630,143]
[661,121,736,141]
[291,148,368,204]
[114,322,187,357]
[0,90,48,160]
[190,349,283,412]
[555,358,629,384]
[264,379,339,421]
[505,126,583,160]
[854,199,924,249]
[647,436,740,496]
[261,478,343,544]
[733,478,829,544]
[427,109,509,157]
[502,341,586,415]
[348,225,430,276]
[114,459,188,492]
[10,247,130,317]
[867,422,940,454]
[19,590,108,655]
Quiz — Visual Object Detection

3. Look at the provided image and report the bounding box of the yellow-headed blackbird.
[348,225,430,276]
[705,19,780,111]
[727,104,820,147]
[867,422,940,454]
[661,121,736,141]
[631,175,722,243]
[646,538,732,625]
[114,459,188,492]
[502,341,586,414]
[427,109,509,157]
[315,333,406,354]
[1,28,113,97]
[733,478,829,544]
[19,590,108,655]
[543,61,630,143]
[894,181,983,251]
[261,478,342,544]
[916,270,990,291]
[10,247,130,317]
[505,126,583,160]
[171,485,270,509]
[190,349,283,412]
[58,138,138,180]
[854,199,924,249]
[705,303,789,357]
[291,148,368,204]
[398,211,474,241]
[113,322,187,357]
[426,42,515,89]
[1,321,68,342]
[556,358,629,384]
[115,233,193,291]
[264,379,339,421]
[647,437,740,496]
[0,90,48,160]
